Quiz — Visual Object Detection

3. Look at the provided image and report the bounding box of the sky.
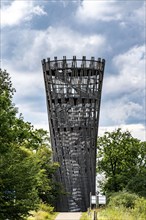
[1,0,146,141]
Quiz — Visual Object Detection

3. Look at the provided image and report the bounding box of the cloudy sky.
[1,0,145,141]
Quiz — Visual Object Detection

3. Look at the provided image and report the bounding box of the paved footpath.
[55,212,82,220]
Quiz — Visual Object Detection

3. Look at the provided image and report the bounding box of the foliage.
[126,141,146,197]
[0,144,40,219]
[27,203,57,220]
[98,206,136,220]
[97,194,146,220]
[97,129,146,195]
[0,69,17,154]
[108,191,139,209]
[0,69,60,219]
[133,197,146,219]
[81,193,146,220]
[80,212,92,220]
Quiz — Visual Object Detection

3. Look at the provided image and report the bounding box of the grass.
[26,203,58,220]
[80,212,92,220]
[81,201,146,220]
[26,193,146,220]
[27,210,58,220]
[80,209,100,220]
[27,205,146,220]
[81,208,145,220]
[97,206,146,220]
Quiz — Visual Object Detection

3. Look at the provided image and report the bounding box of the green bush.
[98,206,134,220]
[80,212,91,220]
[133,197,146,218]
[27,203,56,220]
[81,195,146,220]
[27,210,49,220]
[108,191,139,208]
[39,203,54,213]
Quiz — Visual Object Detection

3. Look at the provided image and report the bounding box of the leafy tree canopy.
[97,128,146,197]
[0,69,60,219]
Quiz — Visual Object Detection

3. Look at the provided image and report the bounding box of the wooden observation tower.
[42,56,105,211]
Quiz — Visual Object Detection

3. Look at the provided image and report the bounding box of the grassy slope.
[81,207,146,220]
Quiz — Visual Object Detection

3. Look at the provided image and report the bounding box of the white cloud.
[76,0,121,22]
[1,1,47,27]
[2,61,44,98]
[104,45,145,96]
[119,3,145,32]
[101,100,143,125]
[76,0,145,26]
[99,124,146,141]
[2,62,48,131]
[99,45,145,132]
[131,3,145,26]
[31,5,47,16]
[39,26,106,59]
[2,26,106,71]
[15,101,49,130]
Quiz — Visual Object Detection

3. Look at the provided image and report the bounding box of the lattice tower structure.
[42,56,105,212]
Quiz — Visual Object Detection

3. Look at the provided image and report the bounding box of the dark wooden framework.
[42,56,105,212]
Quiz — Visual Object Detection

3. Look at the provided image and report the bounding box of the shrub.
[133,197,146,218]
[39,203,54,213]
[27,203,56,220]
[27,210,49,220]
[108,191,138,208]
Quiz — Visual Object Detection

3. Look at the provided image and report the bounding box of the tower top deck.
[42,56,105,71]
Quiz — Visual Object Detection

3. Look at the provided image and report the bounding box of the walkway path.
[55,212,82,220]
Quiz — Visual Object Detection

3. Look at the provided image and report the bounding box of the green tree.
[0,69,17,154]
[35,142,61,206]
[96,128,145,195]
[0,69,60,219]
[0,144,40,219]
[126,141,146,197]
